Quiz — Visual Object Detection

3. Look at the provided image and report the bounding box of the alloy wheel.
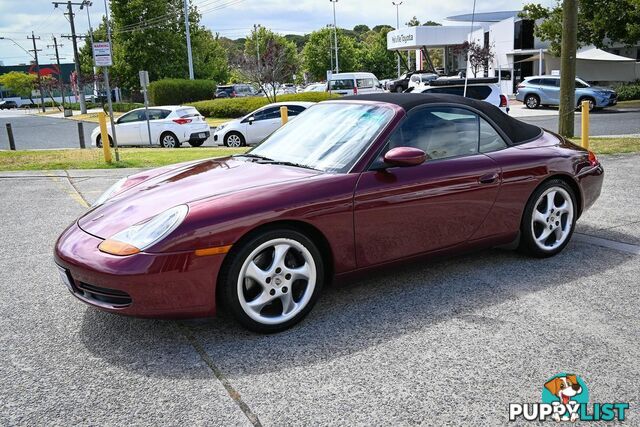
[162,134,177,148]
[525,96,539,109]
[237,238,317,325]
[530,187,574,251]
[227,134,242,147]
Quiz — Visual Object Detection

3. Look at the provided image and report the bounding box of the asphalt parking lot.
[1,155,639,425]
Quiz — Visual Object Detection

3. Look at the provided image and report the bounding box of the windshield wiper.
[233,153,274,161]
[261,160,320,171]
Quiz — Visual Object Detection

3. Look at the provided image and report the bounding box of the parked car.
[386,70,432,92]
[418,78,509,114]
[515,76,618,110]
[213,101,314,147]
[91,106,210,148]
[327,72,384,96]
[303,83,326,92]
[0,100,18,109]
[215,84,257,98]
[408,73,439,90]
[56,93,603,332]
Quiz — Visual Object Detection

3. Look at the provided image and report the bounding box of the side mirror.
[383,147,427,167]
[248,116,255,125]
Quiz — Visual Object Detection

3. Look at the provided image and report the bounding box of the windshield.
[246,103,395,173]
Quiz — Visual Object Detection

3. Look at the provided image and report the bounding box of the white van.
[327,72,385,96]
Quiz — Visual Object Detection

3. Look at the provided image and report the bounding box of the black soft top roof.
[338,93,543,145]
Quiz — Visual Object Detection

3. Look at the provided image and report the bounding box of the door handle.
[479,172,499,184]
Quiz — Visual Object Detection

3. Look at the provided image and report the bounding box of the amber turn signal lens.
[99,239,141,256]
[588,150,598,167]
[194,245,232,256]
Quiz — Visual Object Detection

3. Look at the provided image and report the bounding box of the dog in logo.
[544,374,583,422]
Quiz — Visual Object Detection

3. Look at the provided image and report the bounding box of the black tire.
[518,179,577,258]
[219,228,324,333]
[224,131,245,147]
[188,140,205,147]
[160,132,180,148]
[577,97,595,112]
[524,94,540,109]
[96,134,113,148]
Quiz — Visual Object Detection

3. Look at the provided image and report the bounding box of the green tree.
[302,27,357,81]
[355,27,397,79]
[191,29,229,83]
[520,0,640,56]
[0,72,37,103]
[406,16,421,26]
[422,20,442,26]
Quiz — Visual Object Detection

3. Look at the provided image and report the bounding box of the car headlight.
[92,177,128,207]
[98,205,189,256]
[216,123,227,131]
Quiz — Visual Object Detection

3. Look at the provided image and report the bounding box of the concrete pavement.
[0,157,639,425]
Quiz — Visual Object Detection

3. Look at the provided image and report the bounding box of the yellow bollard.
[280,106,288,126]
[98,112,112,163]
[581,100,590,150]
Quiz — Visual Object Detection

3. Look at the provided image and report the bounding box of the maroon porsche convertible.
[55,93,603,332]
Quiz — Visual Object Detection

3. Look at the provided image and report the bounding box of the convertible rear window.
[329,79,355,90]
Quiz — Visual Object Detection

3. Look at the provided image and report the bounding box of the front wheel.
[224,132,245,147]
[220,229,324,333]
[519,179,577,257]
[524,94,540,109]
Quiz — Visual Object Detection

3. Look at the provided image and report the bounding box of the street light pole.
[83,1,99,98]
[392,1,403,78]
[183,0,194,79]
[330,0,339,73]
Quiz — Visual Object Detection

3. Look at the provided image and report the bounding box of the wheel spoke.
[545,191,557,215]
[268,244,289,273]
[288,263,310,282]
[555,200,570,215]
[533,209,547,225]
[280,292,297,314]
[246,291,274,311]
[554,226,564,242]
[536,227,553,244]
[245,261,269,287]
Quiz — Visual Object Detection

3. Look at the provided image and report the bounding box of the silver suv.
[515,76,617,110]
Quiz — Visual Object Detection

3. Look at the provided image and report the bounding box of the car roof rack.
[429,77,499,86]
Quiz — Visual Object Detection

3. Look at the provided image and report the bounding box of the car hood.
[78,157,319,238]
[589,86,615,92]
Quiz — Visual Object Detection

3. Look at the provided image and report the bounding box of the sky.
[0,0,555,66]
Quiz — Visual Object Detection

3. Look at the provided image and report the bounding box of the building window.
[514,20,534,50]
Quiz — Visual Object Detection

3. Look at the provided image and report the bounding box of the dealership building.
[387,10,640,95]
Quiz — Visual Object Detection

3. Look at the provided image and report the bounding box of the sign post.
[139,71,153,146]
[92,41,119,161]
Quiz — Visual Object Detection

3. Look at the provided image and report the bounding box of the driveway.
[0,158,639,425]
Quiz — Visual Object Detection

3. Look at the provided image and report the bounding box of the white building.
[387,10,640,95]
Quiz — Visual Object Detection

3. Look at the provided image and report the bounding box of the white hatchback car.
[418,78,510,114]
[213,101,314,147]
[91,106,210,148]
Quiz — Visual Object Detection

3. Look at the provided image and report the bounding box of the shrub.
[614,81,640,101]
[190,92,340,118]
[148,79,217,106]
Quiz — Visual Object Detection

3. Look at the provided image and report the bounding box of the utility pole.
[330,0,339,73]
[393,1,403,77]
[53,1,87,114]
[82,0,99,98]
[558,0,578,137]
[27,32,46,113]
[47,36,66,106]
[101,0,119,160]
[183,0,194,79]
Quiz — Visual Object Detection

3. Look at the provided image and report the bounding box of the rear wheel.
[160,132,180,148]
[220,228,324,333]
[96,134,113,148]
[519,179,576,257]
[524,94,540,109]
[224,131,245,147]
[188,140,205,147]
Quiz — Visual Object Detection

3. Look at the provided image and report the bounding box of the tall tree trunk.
[558,0,578,137]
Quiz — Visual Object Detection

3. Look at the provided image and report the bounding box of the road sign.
[139,70,150,88]
[92,42,112,67]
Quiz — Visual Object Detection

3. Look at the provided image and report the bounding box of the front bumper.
[54,222,225,318]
